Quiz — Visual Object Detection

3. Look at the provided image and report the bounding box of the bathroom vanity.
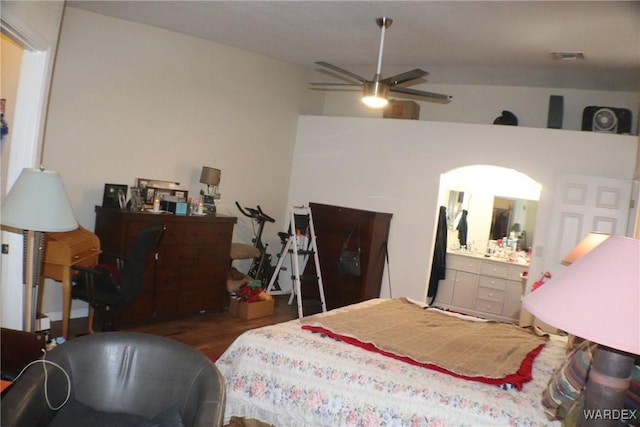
[433,252,528,323]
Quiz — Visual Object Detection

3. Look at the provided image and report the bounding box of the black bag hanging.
[338,226,361,276]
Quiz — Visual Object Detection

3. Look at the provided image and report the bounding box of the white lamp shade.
[1,168,78,232]
[524,235,639,354]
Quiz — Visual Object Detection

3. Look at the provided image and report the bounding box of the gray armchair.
[1,332,225,427]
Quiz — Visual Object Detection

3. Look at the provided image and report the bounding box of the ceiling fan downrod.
[374,17,393,77]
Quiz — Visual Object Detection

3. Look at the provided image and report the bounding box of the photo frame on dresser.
[136,178,188,207]
[102,184,128,209]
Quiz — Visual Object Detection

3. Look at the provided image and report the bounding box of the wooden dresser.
[94,207,236,324]
[433,252,528,323]
[303,203,392,310]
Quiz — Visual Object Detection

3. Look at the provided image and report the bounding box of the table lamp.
[1,167,78,332]
[199,166,221,214]
[524,234,639,426]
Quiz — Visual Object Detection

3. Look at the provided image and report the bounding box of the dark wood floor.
[51,295,299,358]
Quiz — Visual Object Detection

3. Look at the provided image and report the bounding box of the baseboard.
[45,308,88,322]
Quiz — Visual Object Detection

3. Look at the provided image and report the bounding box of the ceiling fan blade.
[309,83,360,87]
[308,83,361,91]
[390,86,453,103]
[315,61,367,83]
[383,69,429,86]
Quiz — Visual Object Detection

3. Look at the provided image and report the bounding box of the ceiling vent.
[550,51,585,60]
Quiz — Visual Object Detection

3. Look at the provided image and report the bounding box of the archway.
[427,165,541,304]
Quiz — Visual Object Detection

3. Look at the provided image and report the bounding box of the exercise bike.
[233,202,282,289]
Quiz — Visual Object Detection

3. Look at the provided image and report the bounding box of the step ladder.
[266,205,326,319]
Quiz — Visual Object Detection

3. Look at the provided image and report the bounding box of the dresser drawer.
[164,245,199,266]
[178,287,216,313]
[185,223,233,244]
[447,255,482,273]
[480,261,509,278]
[154,267,179,291]
[478,275,508,290]
[476,285,506,303]
[181,265,227,290]
[199,243,232,263]
[508,265,528,281]
[161,222,185,245]
[474,298,504,315]
[154,291,179,318]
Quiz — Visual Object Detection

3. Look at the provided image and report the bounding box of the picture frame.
[144,187,156,204]
[102,184,128,209]
[135,177,188,207]
[153,189,173,201]
[136,178,181,191]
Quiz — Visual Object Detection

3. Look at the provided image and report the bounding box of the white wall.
[287,116,638,302]
[40,7,325,317]
[322,85,639,135]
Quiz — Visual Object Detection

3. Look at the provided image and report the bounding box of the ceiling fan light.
[362,95,388,109]
[362,79,389,109]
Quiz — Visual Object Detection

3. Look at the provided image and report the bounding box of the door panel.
[548,174,632,271]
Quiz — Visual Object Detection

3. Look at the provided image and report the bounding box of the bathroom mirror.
[440,165,541,254]
[490,197,538,251]
[446,190,468,231]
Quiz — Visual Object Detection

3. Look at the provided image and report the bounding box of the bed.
[216,298,567,426]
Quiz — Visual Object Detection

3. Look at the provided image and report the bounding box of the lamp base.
[22,230,46,333]
[581,345,635,426]
[201,194,216,214]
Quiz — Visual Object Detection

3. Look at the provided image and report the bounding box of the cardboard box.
[383,100,420,120]
[229,297,275,320]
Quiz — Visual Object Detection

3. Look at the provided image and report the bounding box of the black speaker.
[547,95,564,129]
[581,106,632,134]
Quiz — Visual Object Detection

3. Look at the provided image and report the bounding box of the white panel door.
[548,174,632,271]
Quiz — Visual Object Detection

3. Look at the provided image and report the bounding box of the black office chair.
[71,221,165,333]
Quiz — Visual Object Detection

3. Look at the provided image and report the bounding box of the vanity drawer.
[480,261,510,278]
[476,285,506,303]
[478,275,508,290]
[447,255,482,273]
[508,265,528,281]
[474,298,504,315]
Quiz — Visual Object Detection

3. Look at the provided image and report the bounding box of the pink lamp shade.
[524,235,639,355]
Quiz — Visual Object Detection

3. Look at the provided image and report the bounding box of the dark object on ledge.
[0,331,226,427]
[493,110,518,126]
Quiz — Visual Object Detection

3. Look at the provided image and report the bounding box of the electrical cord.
[11,348,71,410]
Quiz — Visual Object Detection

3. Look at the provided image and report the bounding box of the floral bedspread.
[216,299,565,427]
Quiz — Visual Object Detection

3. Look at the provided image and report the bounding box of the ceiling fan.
[310,17,452,109]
